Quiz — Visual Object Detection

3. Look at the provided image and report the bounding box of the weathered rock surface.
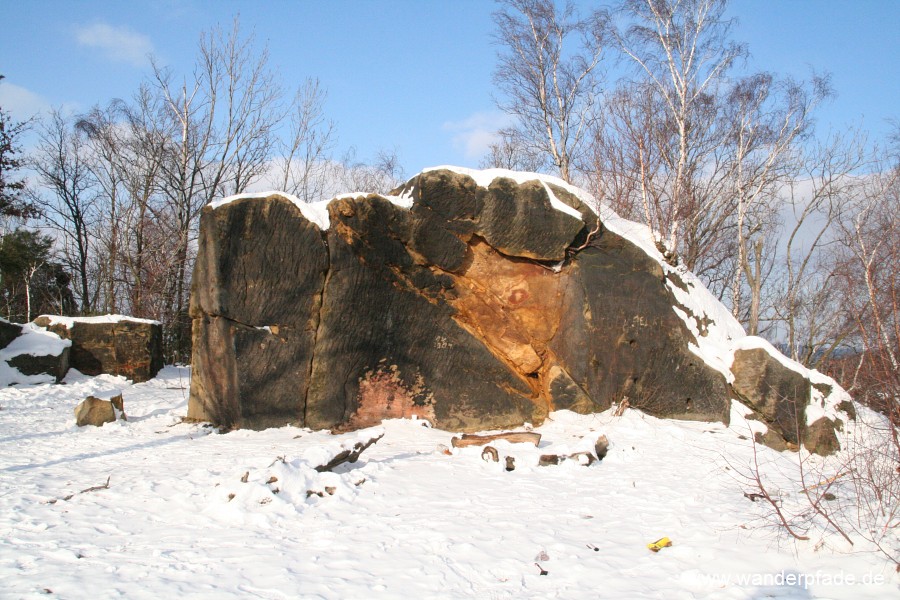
[731,347,841,456]
[74,393,125,427]
[187,168,848,454]
[33,316,163,383]
[187,196,329,429]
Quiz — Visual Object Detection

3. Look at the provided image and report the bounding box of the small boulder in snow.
[74,393,126,427]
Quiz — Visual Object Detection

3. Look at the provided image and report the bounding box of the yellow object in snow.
[647,537,673,552]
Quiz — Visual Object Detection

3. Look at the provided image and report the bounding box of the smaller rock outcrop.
[730,339,845,456]
[34,315,163,383]
[0,320,71,385]
[74,392,126,427]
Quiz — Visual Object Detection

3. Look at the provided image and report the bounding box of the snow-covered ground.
[1,368,896,599]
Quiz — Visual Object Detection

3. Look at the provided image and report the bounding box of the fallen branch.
[45,476,111,504]
[451,432,542,448]
[799,470,850,493]
[315,432,385,472]
[81,476,111,494]
[747,428,810,541]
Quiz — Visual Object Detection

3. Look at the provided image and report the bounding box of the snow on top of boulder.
[0,323,70,387]
[731,336,808,377]
[210,191,332,230]
[39,314,160,327]
[332,191,415,209]
[1,323,70,358]
[210,190,418,230]
[424,165,583,220]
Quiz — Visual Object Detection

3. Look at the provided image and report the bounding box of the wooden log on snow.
[451,432,542,448]
[538,454,560,466]
[481,446,499,462]
[538,451,596,467]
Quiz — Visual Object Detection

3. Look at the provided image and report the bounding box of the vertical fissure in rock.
[302,231,331,427]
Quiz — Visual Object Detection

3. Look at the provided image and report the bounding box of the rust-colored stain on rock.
[446,238,572,410]
[344,364,436,430]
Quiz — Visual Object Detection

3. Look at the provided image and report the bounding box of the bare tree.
[151,17,283,358]
[615,0,746,257]
[830,137,900,569]
[118,86,171,319]
[723,73,830,335]
[75,103,128,314]
[336,147,405,195]
[276,78,337,202]
[479,127,549,172]
[591,1,837,342]
[75,90,174,321]
[31,109,97,313]
[778,129,868,364]
[492,0,608,182]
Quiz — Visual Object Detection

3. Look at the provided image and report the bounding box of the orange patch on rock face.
[345,364,436,429]
[507,288,529,305]
[449,239,566,378]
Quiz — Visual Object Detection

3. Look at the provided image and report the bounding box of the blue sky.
[2,0,898,177]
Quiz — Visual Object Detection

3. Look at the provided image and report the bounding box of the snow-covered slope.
[0,369,894,598]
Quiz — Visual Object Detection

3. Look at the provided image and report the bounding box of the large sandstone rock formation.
[33,315,163,383]
[188,167,850,453]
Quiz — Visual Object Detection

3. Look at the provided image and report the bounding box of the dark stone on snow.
[74,393,125,427]
[805,417,842,456]
[8,344,70,383]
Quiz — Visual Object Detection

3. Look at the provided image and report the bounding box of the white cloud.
[443,111,514,159]
[0,81,50,119]
[75,23,154,68]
